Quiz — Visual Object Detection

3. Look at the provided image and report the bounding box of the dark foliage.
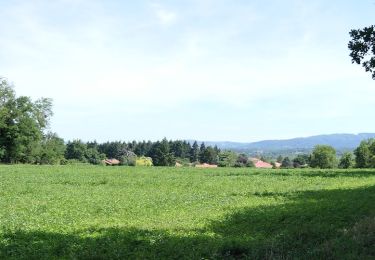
[349,25,375,79]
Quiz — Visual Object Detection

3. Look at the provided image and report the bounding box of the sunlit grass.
[0,165,374,259]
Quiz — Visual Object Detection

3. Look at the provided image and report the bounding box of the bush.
[120,151,137,166]
[246,160,255,168]
[292,154,310,168]
[86,148,106,165]
[233,154,253,168]
[175,157,191,167]
[234,162,245,168]
[136,156,153,166]
[63,159,90,165]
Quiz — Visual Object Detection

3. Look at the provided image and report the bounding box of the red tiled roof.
[103,159,120,165]
[255,160,273,169]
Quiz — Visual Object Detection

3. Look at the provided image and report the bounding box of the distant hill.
[189,133,375,154]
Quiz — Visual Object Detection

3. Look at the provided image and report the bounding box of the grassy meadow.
[0,165,374,259]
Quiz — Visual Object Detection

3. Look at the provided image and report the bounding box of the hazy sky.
[1,0,375,142]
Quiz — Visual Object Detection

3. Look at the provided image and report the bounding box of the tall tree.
[354,139,375,168]
[348,25,375,79]
[200,146,218,164]
[310,145,337,169]
[134,141,147,156]
[281,157,293,168]
[65,140,88,162]
[199,142,206,163]
[218,151,237,167]
[39,132,66,164]
[171,140,185,158]
[190,141,199,162]
[0,78,53,163]
[338,152,354,169]
[148,138,175,166]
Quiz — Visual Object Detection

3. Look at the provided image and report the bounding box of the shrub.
[246,160,255,168]
[63,159,90,165]
[234,162,245,168]
[293,154,310,168]
[136,156,153,166]
[120,151,137,166]
[175,157,191,167]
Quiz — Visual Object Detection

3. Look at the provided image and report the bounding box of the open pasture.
[0,165,374,259]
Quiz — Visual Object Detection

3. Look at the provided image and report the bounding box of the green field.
[0,165,374,259]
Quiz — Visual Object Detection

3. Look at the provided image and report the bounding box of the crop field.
[0,165,374,259]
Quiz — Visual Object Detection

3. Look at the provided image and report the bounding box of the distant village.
[103,157,280,169]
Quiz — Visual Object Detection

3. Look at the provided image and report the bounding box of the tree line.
[0,78,260,167]
[274,142,375,169]
[2,78,375,169]
[64,138,224,166]
[64,139,258,167]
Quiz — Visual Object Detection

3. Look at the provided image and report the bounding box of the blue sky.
[0,0,375,142]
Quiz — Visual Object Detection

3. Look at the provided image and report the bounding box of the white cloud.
[156,9,177,25]
[151,3,177,26]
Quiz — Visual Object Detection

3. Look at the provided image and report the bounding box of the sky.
[0,0,375,142]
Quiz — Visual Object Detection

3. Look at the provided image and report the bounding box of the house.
[255,160,273,169]
[103,158,120,166]
[249,158,273,169]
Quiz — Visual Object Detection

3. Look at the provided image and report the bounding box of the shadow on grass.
[209,186,375,259]
[1,186,375,259]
